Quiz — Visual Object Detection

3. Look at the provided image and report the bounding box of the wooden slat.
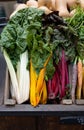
[4,68,9,104]
[4,69,16,105]
[0,52,6,105]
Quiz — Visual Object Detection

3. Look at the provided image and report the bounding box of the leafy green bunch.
[66,7,84,59]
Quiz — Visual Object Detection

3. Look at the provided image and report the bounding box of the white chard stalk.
[3,50,20,103]
[17,51,30,104]
[10,81,16,99]
[4,50,30,104]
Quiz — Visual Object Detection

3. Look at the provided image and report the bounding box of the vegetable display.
[0,2,84,106]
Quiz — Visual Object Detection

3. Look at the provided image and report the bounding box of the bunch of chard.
[47,50,69,102]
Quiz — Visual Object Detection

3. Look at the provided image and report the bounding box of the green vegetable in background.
[66,7,84,60]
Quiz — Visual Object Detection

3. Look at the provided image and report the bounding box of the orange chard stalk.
[36,53,52,93]
[30,60,38,107]
[40,80,47,104]
[76,58,83,99]
[36,53,52,103]
[82,60,84,98]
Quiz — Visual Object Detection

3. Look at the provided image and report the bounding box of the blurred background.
[0,0,30,18]
[0,1,16,18]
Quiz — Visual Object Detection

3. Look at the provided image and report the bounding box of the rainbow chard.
[51,70,59,98]
[17,51,30,103]
[54,71,59,97]
[47,79,55,99]
[4,50,30,104]
[58,50,69,99]
[56,60,62,99]
[61,50,66,97]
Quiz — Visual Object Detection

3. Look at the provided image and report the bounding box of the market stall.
[0,0,84,124]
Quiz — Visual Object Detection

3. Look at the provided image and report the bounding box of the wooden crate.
[0,68,83,116]
[4,68,84,106]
